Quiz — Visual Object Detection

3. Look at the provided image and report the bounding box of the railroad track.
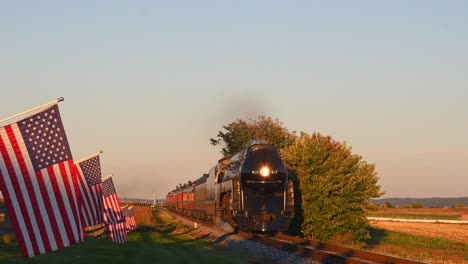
[167,210,428,264]
[237,231,428,264]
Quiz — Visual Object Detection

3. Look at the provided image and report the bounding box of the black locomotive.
[165,141,294,232]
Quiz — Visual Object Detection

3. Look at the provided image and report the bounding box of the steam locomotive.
[165,141,294,232]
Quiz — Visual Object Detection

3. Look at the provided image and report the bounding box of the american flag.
[122,205,136,232]
[0,104,83,258]
[75,154,104,227]
[127,205,137,231]
[102,176,124,224]
[121,205,130,231]
[108,220,127,243]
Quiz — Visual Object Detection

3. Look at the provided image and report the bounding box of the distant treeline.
[120,198,153,203]
[372,197,468,208]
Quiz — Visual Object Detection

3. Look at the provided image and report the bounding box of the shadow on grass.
[134,212,211,246]
[136,224,177,234]
[171,229,199,236]
[365,227,388,248]
[167,232,213,245]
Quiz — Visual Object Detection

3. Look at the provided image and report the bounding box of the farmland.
[369,221,468,243]
[368,206,468,220]
[365,207,468,263]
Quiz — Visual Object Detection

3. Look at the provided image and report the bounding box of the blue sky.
[1,1,467,199]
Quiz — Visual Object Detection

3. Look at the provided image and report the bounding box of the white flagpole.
[0,97,64,125]
[74,150,103,164]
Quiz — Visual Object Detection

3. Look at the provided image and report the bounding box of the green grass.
[378,231,453,249]
[0,209,251,264]
[367,212,460,220]
[365,228,468,262]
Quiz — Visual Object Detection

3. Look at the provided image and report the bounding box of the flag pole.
[74,150,104,164]
[0,97,64,125]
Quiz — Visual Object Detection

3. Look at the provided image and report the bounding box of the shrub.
[282,133,382,242]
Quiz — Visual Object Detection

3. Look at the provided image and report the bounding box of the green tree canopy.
[209,118,255,157]
[281,132,382,241]
[210,116,295,157]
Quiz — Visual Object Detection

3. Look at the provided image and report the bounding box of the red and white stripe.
[0,124,83,258]
[129,216,136,230]
[75,164,103,227]
[125,218,131,232]
[126,206,137,231]
[103,192,123,224]
[108,221,127,243]
[125,216,135,232]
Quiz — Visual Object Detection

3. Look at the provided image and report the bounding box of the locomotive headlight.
[259,166,271,177]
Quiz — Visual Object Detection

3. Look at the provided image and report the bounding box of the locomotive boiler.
[165,141,294,232]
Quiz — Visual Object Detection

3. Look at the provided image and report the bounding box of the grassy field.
[364,207,468,263]
[365,227,468,263]
[367,207,468,220]
[367,212,460,220]
[0,207,253,264]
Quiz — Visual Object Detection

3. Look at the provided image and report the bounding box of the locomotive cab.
[241,144,287,194]
[225,143,294,232]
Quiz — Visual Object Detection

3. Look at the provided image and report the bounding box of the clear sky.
[1,1,467,199]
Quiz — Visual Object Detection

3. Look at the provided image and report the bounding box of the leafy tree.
[252,116,296,152]
[281,132,382,242]
[210,116,295,157]
[384,202,395,208]
[209,119,255,157]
